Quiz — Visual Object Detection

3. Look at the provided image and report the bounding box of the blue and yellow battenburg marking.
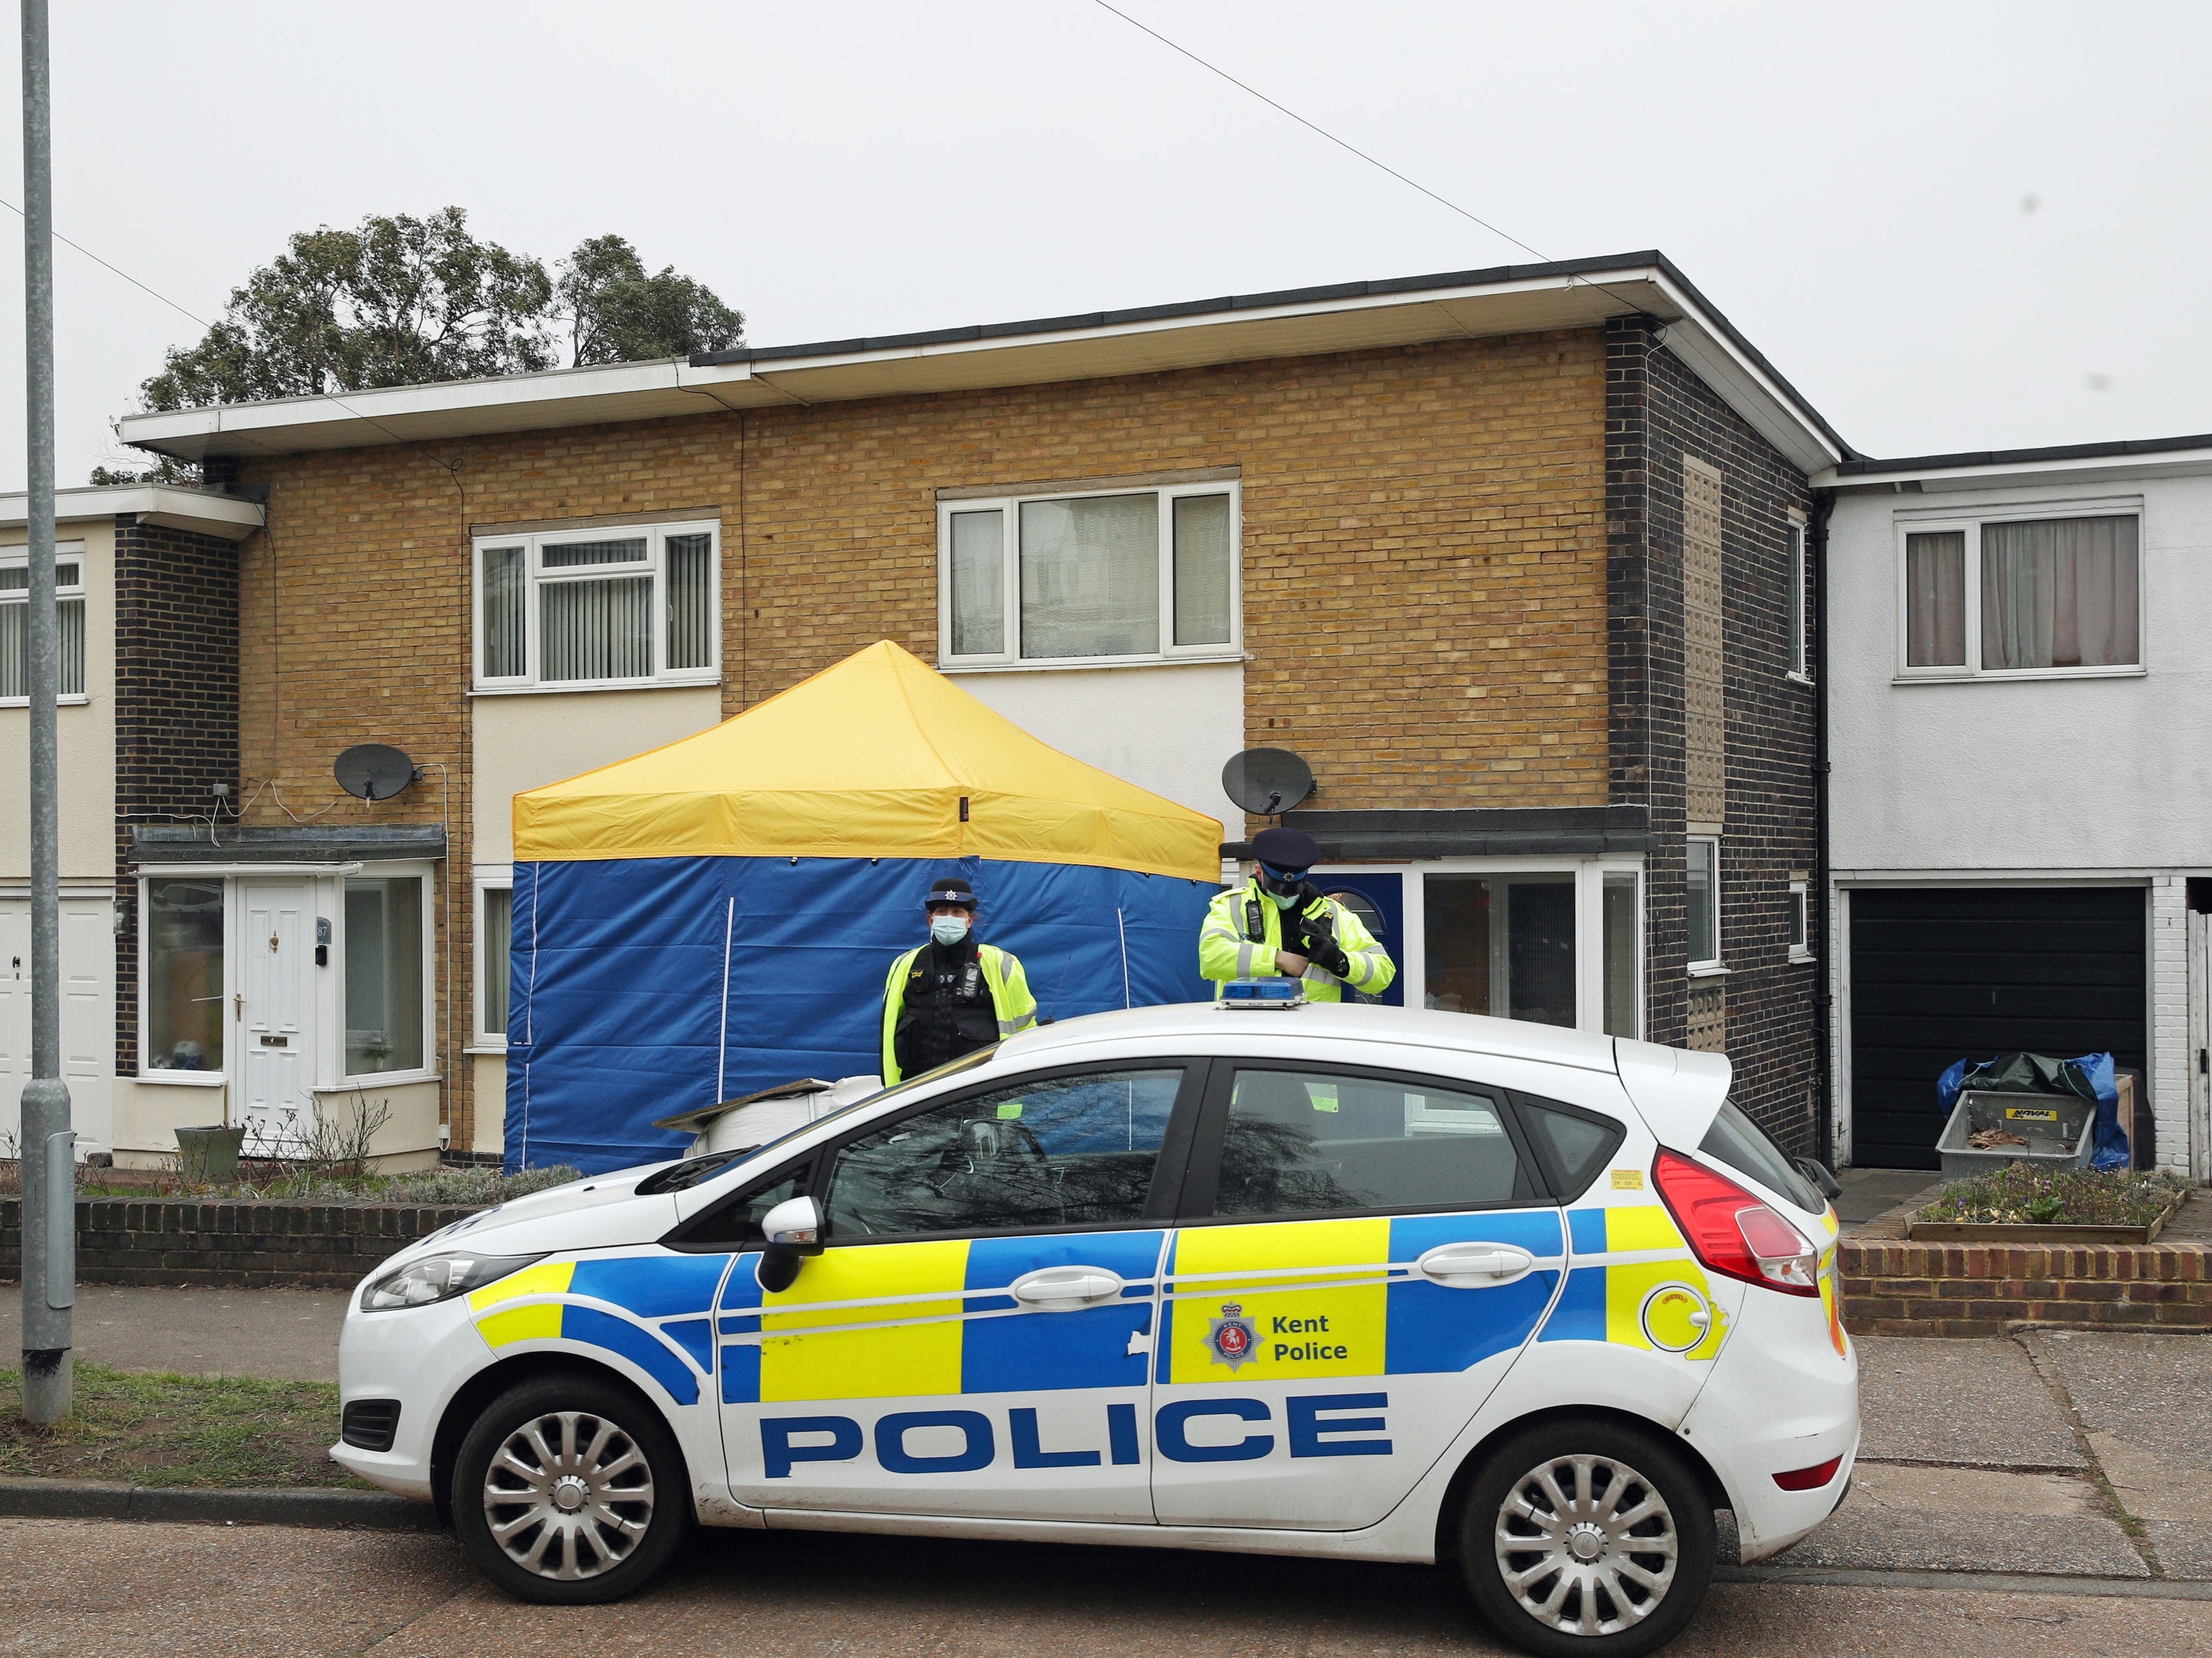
[716,1231,1165,1406]
[470,1254,734,1406]
[1539,1191,1728,1359]
[1159,1211,1565,1384]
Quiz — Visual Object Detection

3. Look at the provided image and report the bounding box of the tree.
[140,208,558,412]
[559,234,745,365]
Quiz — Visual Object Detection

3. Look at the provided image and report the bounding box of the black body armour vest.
[895,941,999,1076]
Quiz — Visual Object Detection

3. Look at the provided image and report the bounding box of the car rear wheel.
[451,1374,690,1604]
[1459,1418,1715,1658]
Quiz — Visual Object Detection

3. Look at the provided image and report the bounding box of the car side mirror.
[1793,1155,1844,1203]
[755,1194,824,1293]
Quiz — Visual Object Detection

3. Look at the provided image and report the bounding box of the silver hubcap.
[482,1410,656,1580]
[1494,1452,1679,1635]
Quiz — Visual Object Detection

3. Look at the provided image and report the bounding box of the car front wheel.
[451,1374,691,1604]
[1459,1418,1716,1658]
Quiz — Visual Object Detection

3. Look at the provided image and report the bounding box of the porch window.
[477,881,513,1047]
[0,543,85,700]
[344,875,424,1075]
[1423,873,1577,1028]
[1900,513,2139,677]
[1686,838,1721,971]
[143,877,223,1073]
[939,483,1239,666]
[1603,871,1640,1037]
[474,520,718,691]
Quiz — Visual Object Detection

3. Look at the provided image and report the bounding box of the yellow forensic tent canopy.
[513,640,1223,881]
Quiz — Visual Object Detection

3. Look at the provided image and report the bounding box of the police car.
[334,1001,1857,1657]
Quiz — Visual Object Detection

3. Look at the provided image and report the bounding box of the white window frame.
[134,870,231,1086]
[1893,507,2145,682]
[472,519,720,693]
[1785,519,1810,682]
[338,861,439,1088]
[0,538,88,705]
[1787,877,1813,963]
[936,481,1243,670]
[1686,836,1723,973]
[471,867,513,1052]
[1309,856,1643,1036]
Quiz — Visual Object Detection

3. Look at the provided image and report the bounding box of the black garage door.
[1849,887,2145,1170]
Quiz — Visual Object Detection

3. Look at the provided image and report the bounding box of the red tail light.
[1774,1455,1844,1491]
[1652,1150,1821,1297]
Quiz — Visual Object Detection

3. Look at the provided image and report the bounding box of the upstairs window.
[1901,513,2139,678]
[939,483,1239,666]
[1786,521,1809,678]
[0,542,85,700]
[474,521,718,690]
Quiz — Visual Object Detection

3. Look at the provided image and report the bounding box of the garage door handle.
[1417,1244,1535,1285]
[1010,1267,1125,1307]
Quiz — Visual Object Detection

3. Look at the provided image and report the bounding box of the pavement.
[0,1284,346,1381]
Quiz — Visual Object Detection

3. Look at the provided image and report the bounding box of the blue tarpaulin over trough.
[503,643,1223,1173]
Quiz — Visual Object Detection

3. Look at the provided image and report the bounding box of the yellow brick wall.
[233,327,1608,1146]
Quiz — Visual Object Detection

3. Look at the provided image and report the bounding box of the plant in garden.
[1919,1163,2187,1228]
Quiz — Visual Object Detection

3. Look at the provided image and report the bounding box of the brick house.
[92,252,1842,1167]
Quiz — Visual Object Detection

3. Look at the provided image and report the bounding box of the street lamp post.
[18,0,74,1425]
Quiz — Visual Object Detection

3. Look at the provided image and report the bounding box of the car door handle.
[1009,1267,1125,1308]
[1417,1244,1535,1286]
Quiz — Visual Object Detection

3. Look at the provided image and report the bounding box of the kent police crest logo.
[1207,1303,1258,1371]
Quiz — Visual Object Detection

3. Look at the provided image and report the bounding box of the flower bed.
[1908,1165,2187,1244]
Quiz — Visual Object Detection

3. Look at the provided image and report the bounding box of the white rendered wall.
[0,522,115,882]
[1827,472,2212,1175]
[946,662,1238,836]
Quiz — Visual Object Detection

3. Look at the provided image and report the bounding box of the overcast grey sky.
[1,0,2205,489]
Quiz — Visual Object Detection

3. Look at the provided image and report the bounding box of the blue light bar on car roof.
[1219,977,1305,1009]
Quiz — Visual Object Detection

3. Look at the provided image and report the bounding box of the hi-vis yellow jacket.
[1198,879,1396,1002]
[878,943,1038,1084]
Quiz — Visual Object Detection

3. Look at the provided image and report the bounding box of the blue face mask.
[930,914,971,945]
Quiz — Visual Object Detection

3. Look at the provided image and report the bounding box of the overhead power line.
[1088,1,1562,269]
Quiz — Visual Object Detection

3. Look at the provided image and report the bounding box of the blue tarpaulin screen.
[505,855,1217,1173]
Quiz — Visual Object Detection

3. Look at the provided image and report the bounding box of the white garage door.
[0,894,114,1155]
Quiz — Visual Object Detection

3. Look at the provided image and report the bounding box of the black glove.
[1298,905,1351,977]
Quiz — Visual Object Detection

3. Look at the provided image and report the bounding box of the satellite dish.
[1221,747,1315,817]
[334,743,420,802]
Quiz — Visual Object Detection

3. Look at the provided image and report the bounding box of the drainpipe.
[1810,487,1836,1169]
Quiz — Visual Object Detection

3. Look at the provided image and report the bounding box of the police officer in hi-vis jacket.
[1199,826,1395,1001]
[880,875,1038,1084]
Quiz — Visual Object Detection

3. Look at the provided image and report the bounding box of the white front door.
[0,895,114,1154]
[0,902,27,1152]
[238,880,315,1151]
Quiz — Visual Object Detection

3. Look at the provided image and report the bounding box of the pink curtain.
[1906,532,1966,666]
[1981,517,2139,670]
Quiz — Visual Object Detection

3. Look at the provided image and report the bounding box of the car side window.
[681,1166,809,1247]
[822,1067,1186,1240]
[1513,1096,1626,1202]
[1208,1066,1533,1220]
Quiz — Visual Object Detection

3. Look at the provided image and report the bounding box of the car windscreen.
[1698,1098,1824,1213]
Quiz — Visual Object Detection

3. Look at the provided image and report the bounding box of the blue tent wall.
[506,856,1217,1172]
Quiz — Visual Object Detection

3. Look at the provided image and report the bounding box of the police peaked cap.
[1250,826,1320,871]
[924,875,978,907]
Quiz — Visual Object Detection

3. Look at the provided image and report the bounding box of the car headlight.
[360,1252,545,1312]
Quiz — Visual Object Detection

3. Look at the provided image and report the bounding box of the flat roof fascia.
[114,253,1847,473]
[0,483,263,540]
[1816,440,2212,493]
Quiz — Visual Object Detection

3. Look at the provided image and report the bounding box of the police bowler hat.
[1250,826,1319,872]
[924,875,978,908]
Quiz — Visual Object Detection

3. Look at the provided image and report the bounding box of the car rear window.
[1699,1099,1823,1212]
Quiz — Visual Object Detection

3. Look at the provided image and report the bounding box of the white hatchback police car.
[334,1002,1856,1657]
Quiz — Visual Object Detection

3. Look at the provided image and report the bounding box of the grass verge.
[0,1364,364,1489]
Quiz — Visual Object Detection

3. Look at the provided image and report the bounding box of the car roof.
[995,1000,1624,1074]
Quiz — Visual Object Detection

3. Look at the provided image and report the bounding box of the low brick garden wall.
[0,1198,481,1290]
[1840,1235,2212,1337]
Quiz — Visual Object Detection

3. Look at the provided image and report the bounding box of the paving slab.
[2028,1332,2212,1476]
[0,1284,347,1381]
[1836,1168,1944,1232]
[2144,1521,2212,1582]
[1855,1335,2088,1468]
[1777,1463,2146,1578]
